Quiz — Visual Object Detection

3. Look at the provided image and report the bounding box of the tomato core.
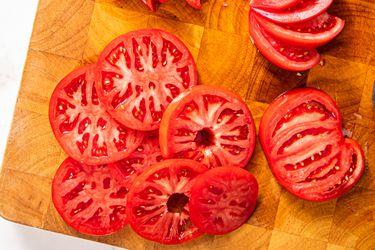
[194,128,215,147]
[167,193,189,213]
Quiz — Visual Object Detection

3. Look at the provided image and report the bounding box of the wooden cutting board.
[0,0,374,249]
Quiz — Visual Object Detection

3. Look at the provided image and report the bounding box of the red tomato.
[52,158,128,235]
[249,11,320,71]
[159,85,256,169]
[250,0,300,11]
[186,0,202,9]
[252,0,333,24]
[141,0,157,11]
[254,12,345,47]
[126,159,207,244]
[189,167,258,235]
[95,29,198,131]
[49,65,143,165]
[259,88,364,201]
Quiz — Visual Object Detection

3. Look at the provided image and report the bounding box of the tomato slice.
[52,158,128,235]
[49,65,143,165]
[189,167,258,235]
[252,0,333,24]
[249,12,320,71]
[254,12,345,47]
[141,0,157,11]
[259,88,364,201]
[126,159,207,244]
[250,0,300,11]
[186,0,202,9]
[95,29,198,131]
[159,85,256,169]
[109,131,163,188]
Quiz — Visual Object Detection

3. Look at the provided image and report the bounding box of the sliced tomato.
[95,29,198,131]
[109,130,163,187]
[52,158,128,235]
[249,12,320,71]
[189,167,258,235]
[186,0,202,9]
[49,65,143,165]
[250,0,300,11]
[254,12,344,47]
[259,88,364,201]
[141,0,157,11]
[126,159,207,244]
[252,0,333,24]
[159,85,256,169]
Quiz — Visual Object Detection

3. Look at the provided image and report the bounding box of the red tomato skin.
[250,0,300,11]
[254,13,345,47]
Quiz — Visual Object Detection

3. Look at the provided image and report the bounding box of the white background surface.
[0,1,122,249]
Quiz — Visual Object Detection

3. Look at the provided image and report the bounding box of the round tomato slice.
[95,29,198,131]
[52,158,128,235]
[159,85,256,169]
[259,88,364,201]
[252,0,333,24]
[254,12,345,47]
[126,159,207,244]
[109,130,163,187]
[249,12,320,71]
[49,65,143,165]
[250,0,300,11]
[189,167,258,235]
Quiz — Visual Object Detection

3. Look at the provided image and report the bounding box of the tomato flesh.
[186,0,202,9]
[259,88,364,201]
[189,167,258,235]
[49,65,143,165]
[250,0,300,11]
[141,0,157,11]
[252,0,333,24]
[126,159,207,244]
[95,29,197,131]
[52,158,128,235]
[159,85,256,169]
[249,12,320,71]
[254,12,345,47]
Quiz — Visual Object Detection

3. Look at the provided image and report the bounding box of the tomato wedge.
[49,65,143,165]
[252,0,333,24]
[126,159,207,244]
[95,29,198,131]
[189,167,258,235]
[249,12,320,71]
[141,0,157,11]
[52,158,128,235]
[250,0,300,11]
[186,0,202,9]
[259,88,364,201]
[254,12,345,47]
[159,85,256,169]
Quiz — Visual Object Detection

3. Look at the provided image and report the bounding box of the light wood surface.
[0,0,374,249]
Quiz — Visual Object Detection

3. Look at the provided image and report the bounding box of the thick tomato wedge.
[141,0,157,11]
[95,29,198,131]
[254,12,345,47]
[109,131,163,187]
[159,85,256,169]
[49,65,143,165]
[252,0,333,24]
[189,167,258,235]
[52,158,128,235]
[126,159,207,244]
[249,12,320,71]
[250,0,300,11]
[259,88,364,201]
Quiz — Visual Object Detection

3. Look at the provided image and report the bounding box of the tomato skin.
[252,0,334,24]
[95,29,198,131]
[259,88,364,201]
[141,0,157,11]
[126,159,207,244]
[254,12,345,47]
[159,85,256,169]
[249,12,320,71]
[49,65,143,165]
[52,158,128,235]
[250,0,300,11]
[189,167,258,235]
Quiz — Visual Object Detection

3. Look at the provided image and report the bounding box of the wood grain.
[0,0,375,249]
